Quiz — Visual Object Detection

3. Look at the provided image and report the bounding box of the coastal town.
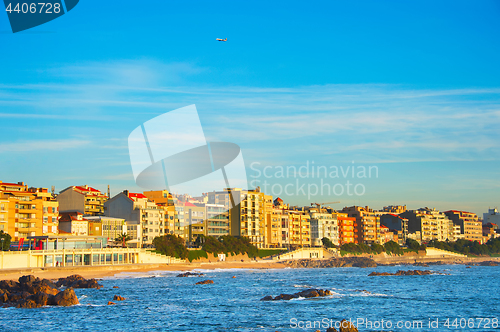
[0,180,499,261]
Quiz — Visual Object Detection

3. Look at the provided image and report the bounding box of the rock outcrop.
[261,288,332,301]
[113,295,125,301]
[51,288,79,306]
[195,280,214,285]
[368,270,444,276]
[474,261,499,266]
[284,257,376,269]
[0,275,81,308]
[56,274,103,289]
[177,272,204,277]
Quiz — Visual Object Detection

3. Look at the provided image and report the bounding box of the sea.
[0,264,499,332]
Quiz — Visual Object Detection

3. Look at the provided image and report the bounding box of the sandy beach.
[0,259,288,281]
[1,255,498,281]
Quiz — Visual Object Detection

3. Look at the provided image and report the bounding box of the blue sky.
[0,0,499,215]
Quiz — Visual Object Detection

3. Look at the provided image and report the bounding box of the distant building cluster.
[0,180,499,249]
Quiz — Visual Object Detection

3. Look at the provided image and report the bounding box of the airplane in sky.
[216,38,227,42]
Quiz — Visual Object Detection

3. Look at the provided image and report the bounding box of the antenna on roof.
[51,186,55,196]
[107,185,111,199]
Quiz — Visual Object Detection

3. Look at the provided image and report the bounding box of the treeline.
[340,241,405,255]
[196,235,259,258]
[428,238,500,256]
[152,234,189,259]
[153,234,260,260]
[323,237,426,255]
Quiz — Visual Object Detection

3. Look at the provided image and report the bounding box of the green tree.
[0,231,11,251]
[370,243,384,254]
[384,240,402,254]
[115,233,132,248]
[321,237,337,248]
[153,234,189,259]
[406,238,421,251]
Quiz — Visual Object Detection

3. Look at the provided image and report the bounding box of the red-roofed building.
[104,190,168,246]
[57,185,108,216]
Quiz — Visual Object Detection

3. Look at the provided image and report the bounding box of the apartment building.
[483,208,500,227]
[288,210,311,248]
[337,213,356,244]
[400,208,452,242]
[104,191,166,247]
[0,181,59,241]
[380,214,408,245]
[207,188,270,247]
[444,210,482,243]
[143,190,176,234]
[57,185,108,216]
[182,202,205,244]
[309,208,339,247]
[342,206,380,244]
[205,204,229,237]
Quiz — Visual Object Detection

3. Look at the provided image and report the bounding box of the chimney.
[123,190,129,197]
[107,185,111,198]
[18,182,24,186]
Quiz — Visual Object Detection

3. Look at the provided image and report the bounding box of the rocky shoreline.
[0,274,102,308]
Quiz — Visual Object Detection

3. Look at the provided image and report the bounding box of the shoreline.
[1,255,498,281]
[0,260,287,281]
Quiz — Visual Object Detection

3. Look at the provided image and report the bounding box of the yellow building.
[143,190,176,234]
[288,210,311,248]
[444,210,483,243]
[0,181,59,241]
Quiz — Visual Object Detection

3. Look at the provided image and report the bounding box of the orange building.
[337,213,356,244]
[0,181,59,241]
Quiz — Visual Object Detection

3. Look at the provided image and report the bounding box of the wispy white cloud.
[0,139,90,153]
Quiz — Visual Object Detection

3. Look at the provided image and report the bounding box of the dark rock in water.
[368,270,445,276]
[113,295,126,301]
[478,261,500,266]
[261,288,332,301]
[284,257,376,269]
[177,272,204,277]
[113,286,119,288]
[466,266,472,269]
[108,301,116,305]
[51,288,79,306]
[56,274,103,289]
[326,327,338,332]
[195,280,214,285]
